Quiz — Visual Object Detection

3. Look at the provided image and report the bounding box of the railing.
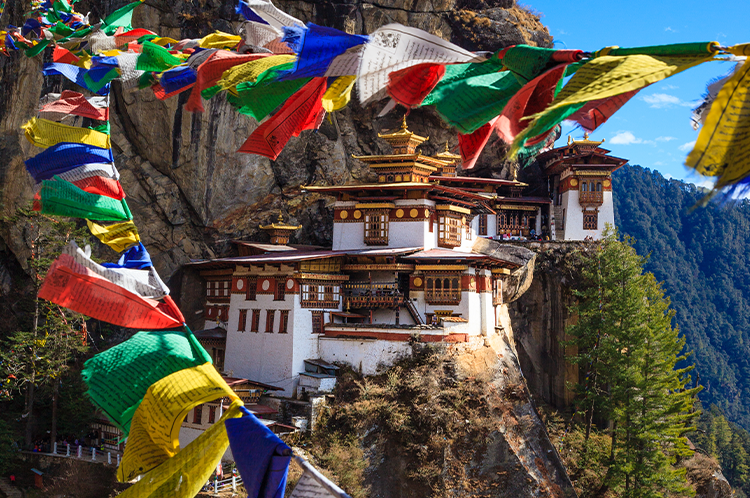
[424,290,461,305]
[26,442,121,466]
[578,191,603,205]
[207,474,244,494]
[342,282,404,308]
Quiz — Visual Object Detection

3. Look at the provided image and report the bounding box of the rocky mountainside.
[0,0,551,292]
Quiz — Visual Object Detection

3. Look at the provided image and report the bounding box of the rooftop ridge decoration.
[260,214,302,245]
[376,115,429,155]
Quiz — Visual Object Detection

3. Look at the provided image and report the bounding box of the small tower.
[353,115,454,183]
[432,142,461,177]
[260,214,301,245]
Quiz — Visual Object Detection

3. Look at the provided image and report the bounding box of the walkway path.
[0,478,22,498]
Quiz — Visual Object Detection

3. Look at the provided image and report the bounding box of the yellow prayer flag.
[117,363,239,482]
[548,53,716,112]
[150,37,180,47]
[322,75,356,112]
[87,220,141,253]
[686,59,750,188]
[116,401,243,498]
[215,55,295,92]
[198,31,242,50]
[21,117,111,149]
[728,44,750,56]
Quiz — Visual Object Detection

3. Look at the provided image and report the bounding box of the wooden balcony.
[343,282,405,309]
[424,291,461,305]
[579,191,603,205]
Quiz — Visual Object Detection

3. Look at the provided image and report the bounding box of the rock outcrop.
[0,0,552,291]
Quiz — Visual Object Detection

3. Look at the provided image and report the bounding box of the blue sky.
[527,0,749,185]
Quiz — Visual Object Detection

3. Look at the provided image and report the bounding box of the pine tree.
[566,227,700,497]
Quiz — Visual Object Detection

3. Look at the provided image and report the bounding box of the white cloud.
[654,161,664,166]
[640,93,694,109]
[665,26,677,33]
[661,84,679,90]
[655,136,676,142]
[610,131,642,145]
[679,141,696,152]
[558,29,567,35]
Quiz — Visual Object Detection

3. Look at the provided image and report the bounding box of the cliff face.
[0,0,552,289]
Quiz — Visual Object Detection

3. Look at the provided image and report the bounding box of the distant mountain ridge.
[613,164,750,429]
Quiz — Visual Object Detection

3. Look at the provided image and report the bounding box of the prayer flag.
[101,0,143,35]
[115,401,243,498]
[240,0,303,31]
[686,58,750,189]
[38,254,184,329]
[205,54,293,98]
[35,176,130,220]
[159,66,197,94]
[387,63,445,108]
[322,75,356,112]
[43,62,111,94]
[87,220,141,253]
[24,142,114,182]
[22,117,111,149]
[136,40,183,72]
[278,23,367,80]
[226,407,292,498]
[458,117,499,170]
[567,90,639,132]
[238,77,326,159]
[55,163,121,183]
[71,175,126,200]
[199,31,241,49]
[228,73,310,121]
[357,24,483,105]
[288,456,351,498]
[102,242,154,270]
[39,90,109,121]
[82,327,211,435]
[118,363,239,482]
[186,51,271,113]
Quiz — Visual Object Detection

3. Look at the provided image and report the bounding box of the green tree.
[0,209,91,448]
[566,227,700,497]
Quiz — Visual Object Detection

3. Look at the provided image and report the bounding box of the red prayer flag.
[71,176,126,200]
[39,254,183,330]
[53,46,79,64]
[152,82,195,100]
[40,90,109,121]
[458,116,499,170]
[238,77,327,160]
[115,28,157,47]
[550,50,584,63]
[186,51,272,113]
[568,90,639,132]
[387,63,446,108]
[496,63,569,145]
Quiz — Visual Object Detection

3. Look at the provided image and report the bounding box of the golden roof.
[377,115,429,144]
[259,214,302,231]
[567,132,605,147]
[433,142,461,162]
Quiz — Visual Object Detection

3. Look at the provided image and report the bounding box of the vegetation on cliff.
[563,229,699,497]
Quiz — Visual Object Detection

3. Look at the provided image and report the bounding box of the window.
[206,280,230,300]
[279,310,289,333]
[265,310,275,333]
[438,213,462,248]
[497,213,507,231]
[245,279,256,301]
[275,279,286,301]
[478,214,487,236]
[597,182,602,192]
[465,217,472,240]
[581,181,588,192]
[424,275,461,304]
[364,210,389,245]
[192,405,202,425]
[300,281,340,308]
[251,309,260,332]
[238,309,247,332]
[583,211,598,230]
[492,278,503,305]
[207,406,216,424]
[311,311,324,334]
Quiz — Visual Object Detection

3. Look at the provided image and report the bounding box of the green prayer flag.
[136,41,183,73]
[49,21,73,37]
[25,39,50,57]
[501,45,557,84]
[88,121,111,134]
[228,77,310,121]
[101,0,143,35]
[82,328,212,435]
[38,177,131,221]
[84,67,120,93]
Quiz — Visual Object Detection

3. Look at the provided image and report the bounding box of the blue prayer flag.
[25,143,114,183]
[278,23,367,80]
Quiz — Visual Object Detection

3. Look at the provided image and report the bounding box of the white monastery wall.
[599,191,615,236]
[318,336,411,375]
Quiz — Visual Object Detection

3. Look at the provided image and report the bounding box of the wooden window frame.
[363,209,389,245]
[279,310,289,333]
[465,217,472,240]
[207,405,216,424]
[424,274,462,304]
[583,211,598,230]
[265,310,275,333]
[311,311,324,334]
[274,278,286,301]
[192,405,202,425]
[238,309,247,332]
[251,309,260,332]
[245,278,257,301]
[300,281,340,308]
[478,214,488,236]
[438,213,462,248]
[492,277,503,305]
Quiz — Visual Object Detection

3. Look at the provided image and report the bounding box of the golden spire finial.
[567,135,572,145]
[444,142,450,152]
[583,132,590,140]
[401,114,408,130]
[277,213,284,223]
